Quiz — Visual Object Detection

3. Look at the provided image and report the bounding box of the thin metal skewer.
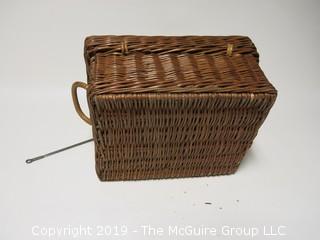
[26,138,93,164]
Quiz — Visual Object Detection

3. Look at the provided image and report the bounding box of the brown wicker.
[72,35,277,181]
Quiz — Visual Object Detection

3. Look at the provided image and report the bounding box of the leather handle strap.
[71,81,92,125]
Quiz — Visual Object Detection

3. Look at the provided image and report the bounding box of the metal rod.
[26,138,93,164]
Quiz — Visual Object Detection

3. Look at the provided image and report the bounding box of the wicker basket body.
[73,35,277,181]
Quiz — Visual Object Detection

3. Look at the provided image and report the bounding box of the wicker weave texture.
[80,35,277,181]
[89,93,276,181]
[85,35,259,59]
[90,54,275,95]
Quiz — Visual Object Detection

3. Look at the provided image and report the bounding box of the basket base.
[95,161,241,182]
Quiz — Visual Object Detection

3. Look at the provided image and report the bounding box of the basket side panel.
[88,93,276,181]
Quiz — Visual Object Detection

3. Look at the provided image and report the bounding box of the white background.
[1,0,319,239]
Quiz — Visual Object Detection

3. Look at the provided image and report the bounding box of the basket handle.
[71,81,92,125]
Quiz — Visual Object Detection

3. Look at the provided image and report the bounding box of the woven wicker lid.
[84,35,276,95]
[84,35,259,62]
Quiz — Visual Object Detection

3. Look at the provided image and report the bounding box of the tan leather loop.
[121,40,128,55]
[71,81,92,125]
[227,43,233,56]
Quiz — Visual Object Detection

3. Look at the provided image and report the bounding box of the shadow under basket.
[72,35,277,181]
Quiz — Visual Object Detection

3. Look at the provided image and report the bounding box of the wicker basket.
[71,35,277,181]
